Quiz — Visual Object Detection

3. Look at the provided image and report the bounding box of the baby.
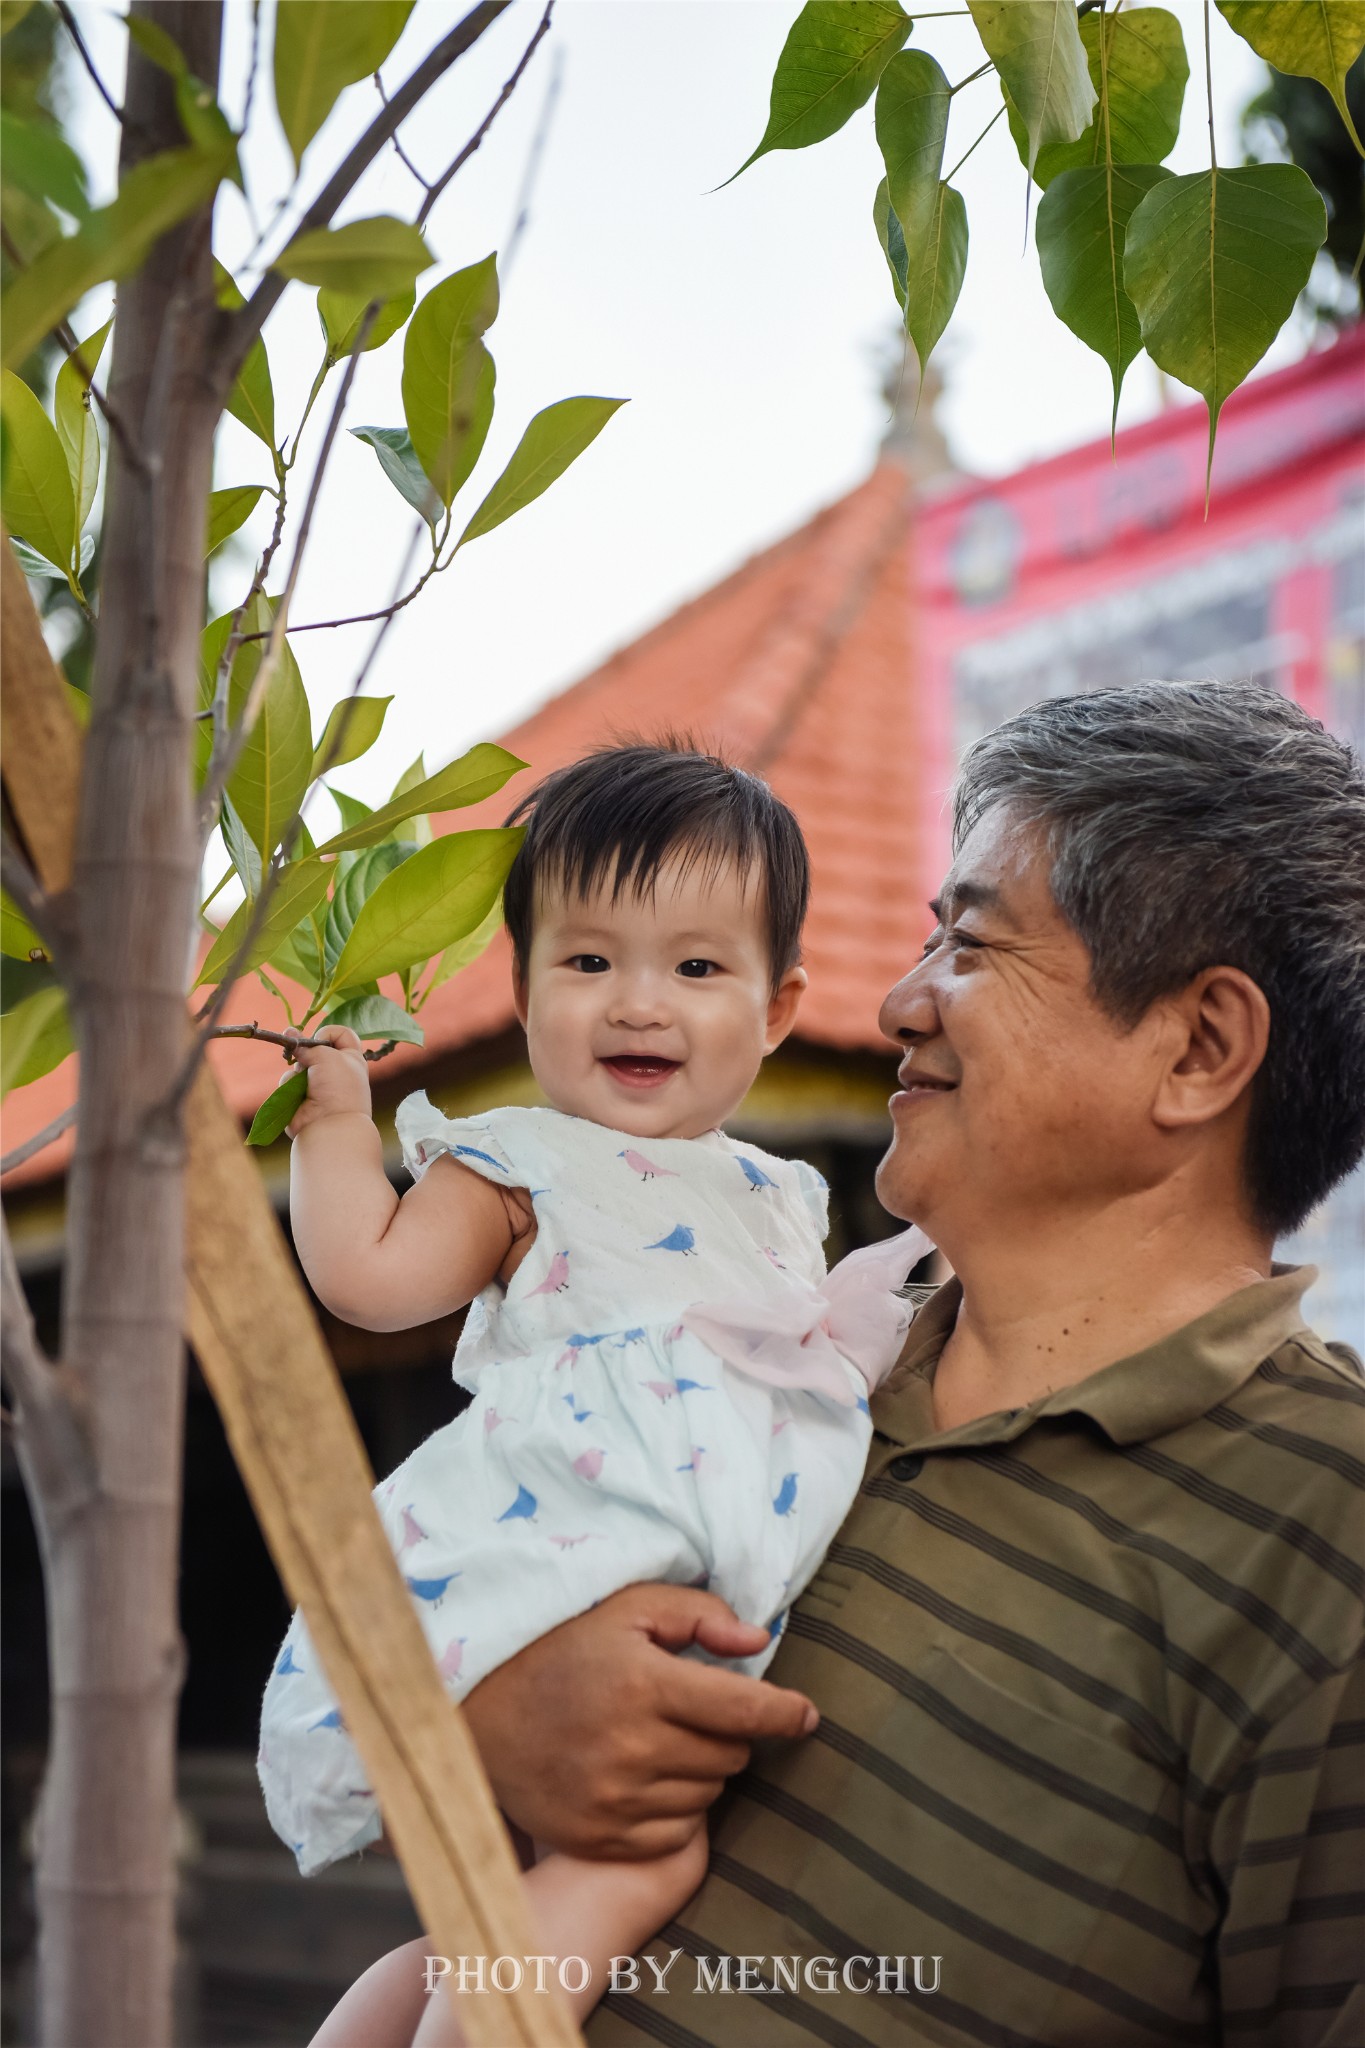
[258,743,927,2045]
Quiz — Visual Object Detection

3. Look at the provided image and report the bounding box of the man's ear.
[1152,966,1270,1132]
[764,965,808,1054]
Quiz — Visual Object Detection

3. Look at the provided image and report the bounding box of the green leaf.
[1,370,75,574]
[273,0,414,166]
[329,828,524,992]
[967,0,1096,178]
[64,679,90,728]
[315,742,526,855]
[0,143,233,373]
[175,74,242,187]
[311,695,391,780]
[420,892,504,1004]
[205,483,265,557]
[324,840,415,983]
[220,793,263,897]
[329,788,374,838]
[0,108,90,219]
[9,533,91,582]
[324,990,424,1045]
[198,594,313,862]
[246,1070,308,1146]
[875,50,951,247]
[126,15,187,76]
[53,318,110,540]
[196,854,334,987]
[729,2,912,179]
[1,983,71,1096]
[350,423,438,525]
[1037,162,1172,431]
[873,177,909,308]
[900,183,968,381]
[1009,7,1188,189]
[401,256,499,509]
[274,215,432,297]
[383,753,431,847]
[460,396,626,546]
[318,284,414,364]
[1,3,38,34]
[1216,1,1365,156]
[1,888,45,961]
[215,263,276,451]
[1124,164,1327,491]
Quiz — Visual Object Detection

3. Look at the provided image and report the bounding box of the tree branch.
[54,0,124,123]
[415,0,554,227]
[503,39,563,278]
[1,1210,97,1525]
[210,1022,396,1061]
[1,827,71,963]
[217,1,511,392]
[1,1105,78,1179]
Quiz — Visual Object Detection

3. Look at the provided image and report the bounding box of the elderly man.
[464,681,1365,2047]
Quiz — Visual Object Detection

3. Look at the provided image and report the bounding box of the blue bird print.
[405,1571,460,1604]
[274,1643,304,1677]
[616,1327,646,1346]
[645,1224,697,1255]
[562,1393,595,1423]
[772,1473,799,1517]
[309,1707,345,1732]
[453,1143,507,1172]
[497,1483,538,1524]
[768,1609,788,1641]
[737,1156,777,1192]
[673,1377,712,1394]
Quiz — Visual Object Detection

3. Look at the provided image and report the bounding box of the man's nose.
[879,957,940,1046]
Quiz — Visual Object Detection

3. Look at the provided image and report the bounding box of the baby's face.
[514,854,806,1139]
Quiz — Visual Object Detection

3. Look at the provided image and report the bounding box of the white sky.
[63,0,1278,803]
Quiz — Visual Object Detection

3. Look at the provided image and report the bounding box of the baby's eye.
[677,958,718,979]
[568,954,610,974]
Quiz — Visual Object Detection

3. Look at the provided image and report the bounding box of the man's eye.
[946,928,983,951]
[677,959,717,979]
[568,954,610,974]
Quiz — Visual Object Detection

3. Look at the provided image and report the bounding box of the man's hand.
[461,1584,818,1860]
[285,1024,371,1136]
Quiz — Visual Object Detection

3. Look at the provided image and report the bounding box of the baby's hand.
[286,1025,372,1135]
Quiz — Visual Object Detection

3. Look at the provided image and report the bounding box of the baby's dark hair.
[502,740,810,990]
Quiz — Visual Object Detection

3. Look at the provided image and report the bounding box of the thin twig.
[503,39,563,279]
[218,1,511,390]
[416,0,554,227]
[259,550,444,636]
[949,60,993,96]
[0,830,66,961]
[945,102,1005,183]
[201,462,289,828]
[375,70,431,190]
[54,0,123,122]
[1,1106,77,1179]
[235,0,267,243]
[210,1023,396,1061]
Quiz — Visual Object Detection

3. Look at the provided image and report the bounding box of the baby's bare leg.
[412,1830,708,2045]
[306,1936,432,2048]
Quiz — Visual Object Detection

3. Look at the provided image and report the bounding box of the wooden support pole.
[2,535,581,2048]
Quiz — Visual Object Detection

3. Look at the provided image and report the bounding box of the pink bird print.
[572,1447,605,1482]
[772,1417,791,1437]
[644,1380,679,1403]
[762,1246,787,1271]
[437,1637,466,1682]
[527,1250,570,1296]
[549,1532,604,1550]
[397,1504,427,1556]
[483,1406,511,1435]
[665,1322,686,1344]
[676,1446,706,1473]
[619,1148,678,1180]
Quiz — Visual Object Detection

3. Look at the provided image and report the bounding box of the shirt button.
[890,1452,925,1482]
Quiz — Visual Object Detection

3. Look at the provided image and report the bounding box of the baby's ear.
[512,966,530,1030]
[765,965,807,1052]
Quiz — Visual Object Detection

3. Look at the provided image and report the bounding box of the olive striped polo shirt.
[590,1268,1365,2048]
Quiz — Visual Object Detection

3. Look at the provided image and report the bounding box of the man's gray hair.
[953,680,1365,1237]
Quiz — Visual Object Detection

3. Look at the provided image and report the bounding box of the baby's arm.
[287,1027,532,1331]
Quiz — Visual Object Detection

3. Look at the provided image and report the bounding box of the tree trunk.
[32,8,224,2043]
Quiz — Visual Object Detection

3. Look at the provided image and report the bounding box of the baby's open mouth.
[600,1055,680,1087]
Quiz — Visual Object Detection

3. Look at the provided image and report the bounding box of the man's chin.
[874,1142,935,1225]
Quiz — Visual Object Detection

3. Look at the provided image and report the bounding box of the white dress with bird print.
[258,1098,928,1875]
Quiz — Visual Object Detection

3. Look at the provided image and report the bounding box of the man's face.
[876,806,1170,1250]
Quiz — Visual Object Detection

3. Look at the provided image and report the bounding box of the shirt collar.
[872,1265,1317,1451]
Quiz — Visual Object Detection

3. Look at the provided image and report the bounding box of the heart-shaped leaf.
[273,0,414,166]
[460,397,626,546]
[310,695,391,781]
[323,990,424,1045]
[53,318,111,536]
[402,256,499,509]
[246,1070,308,1147]
[1008,7,1188,189]
[1,368,75,574]
[274,216,432,298]
[875,49,951,247]
[729,2,911,180]
[329,828,524,991]
[873,177,909,308]
[205,483,265,557]
[350,424,438,525]
[1216,1,1365,156]
[900,183,968,381]
[318,284,414,364]
[315,742,526,855]
[1037,162,1172,432]
[968,0,1096,178]
[1124,163,1327,492]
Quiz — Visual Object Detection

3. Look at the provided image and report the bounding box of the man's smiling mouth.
[600,1055,681,1088]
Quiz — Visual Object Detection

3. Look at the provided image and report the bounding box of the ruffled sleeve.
[394,1092,520,1189]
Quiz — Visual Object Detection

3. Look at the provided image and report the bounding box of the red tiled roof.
[2,461,918,1189]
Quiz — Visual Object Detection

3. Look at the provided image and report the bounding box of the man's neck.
[931,1195,1273,1433]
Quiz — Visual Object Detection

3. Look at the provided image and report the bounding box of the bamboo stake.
[1,535,581,2048]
